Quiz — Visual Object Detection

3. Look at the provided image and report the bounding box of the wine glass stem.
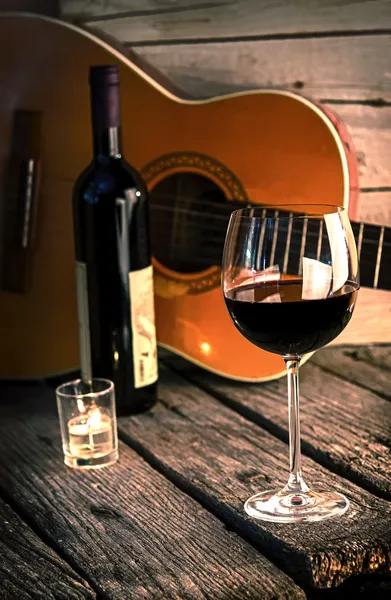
[283,357,308,494]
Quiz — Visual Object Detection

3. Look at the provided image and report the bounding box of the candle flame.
[77,399,86,413]
[87,408,101,430]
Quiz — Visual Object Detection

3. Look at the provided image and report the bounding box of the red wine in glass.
[225,278,359,356]
[222,205,359,523]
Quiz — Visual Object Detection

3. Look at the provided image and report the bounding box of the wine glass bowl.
[222,204,359,523]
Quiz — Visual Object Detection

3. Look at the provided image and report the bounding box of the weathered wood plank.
[311,345,391,399]
[331,105,391,192]
[0,383,303,600]
[126,36,391,102]
[61,0,391,40]
[61,0,223,20]
[358,192,391,227]
[354,345,391,369]
[119,364,391,591]
[162,350,391,501]
[0,496,95,599]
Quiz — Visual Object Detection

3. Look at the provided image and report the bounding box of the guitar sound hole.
[150,172,230,273]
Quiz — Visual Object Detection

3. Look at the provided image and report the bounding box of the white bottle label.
[128,265,158,388]
[75,261,92,381]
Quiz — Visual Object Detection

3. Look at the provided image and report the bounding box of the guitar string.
[152,211,389,282]
[150,193,364,216]
[38,203,390,261]
[149,201,390,236]
[151,205,391,248]
[151,243,384,271]
[36,201,390,273]
[152,229,386,275]
[150,193,390,226]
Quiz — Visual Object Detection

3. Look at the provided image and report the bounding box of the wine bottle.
[72,64,158,415]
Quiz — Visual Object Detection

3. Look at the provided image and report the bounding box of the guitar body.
[0,13,358,380]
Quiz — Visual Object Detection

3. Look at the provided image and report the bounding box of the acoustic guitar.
[0,13,389,382]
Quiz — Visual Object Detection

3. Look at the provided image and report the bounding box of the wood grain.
[0,496,95,599]
[61,0,391,40]
[162,350,391,500]
[61,0,225,20]
[0,383,303,600]
[118,364,391,590]
[358,192,391,227]
[133,36,391,101]
[311,345,391,399]
[354,345,391,369]
[331,105,391,191]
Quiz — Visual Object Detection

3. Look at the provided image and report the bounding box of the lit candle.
[68,407,113,459]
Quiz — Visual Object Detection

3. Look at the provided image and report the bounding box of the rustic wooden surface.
[0,345,390,598]
[61,0,391,40]
[0,496,95,599]
[0,383,303,600]
[311,345,391,399]
[0,4,390,596]
[119,361,391,591]
[163,350,391,500]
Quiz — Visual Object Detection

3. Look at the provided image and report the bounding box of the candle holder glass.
[56,378,119,468]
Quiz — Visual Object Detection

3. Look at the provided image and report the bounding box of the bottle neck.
[93,126,122,158]
[90,81,122,159]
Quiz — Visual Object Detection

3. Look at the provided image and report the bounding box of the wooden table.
[0,345,390,599]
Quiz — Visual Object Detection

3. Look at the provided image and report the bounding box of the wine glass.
[222,204,359,523]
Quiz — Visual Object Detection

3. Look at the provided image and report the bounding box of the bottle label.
[75,261,92,381]
[128,265,158,388]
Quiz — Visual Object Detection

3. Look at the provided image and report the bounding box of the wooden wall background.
[1,0,391,343]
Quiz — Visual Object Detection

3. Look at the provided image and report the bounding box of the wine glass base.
[244,488,349,523]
